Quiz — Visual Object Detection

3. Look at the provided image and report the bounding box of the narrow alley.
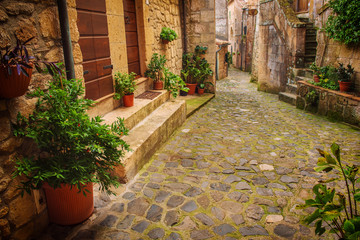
[41,68,360,240]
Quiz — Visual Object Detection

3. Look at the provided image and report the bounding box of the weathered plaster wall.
[0,0,81,239]
[311,1,360,92]
[185,0,216,93]
[215,0,228,41]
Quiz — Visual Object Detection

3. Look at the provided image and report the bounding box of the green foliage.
[113,72,137,100]
[181,51,213,86]
[311,65,339,90]
[225,52,233,65]
[305,90,319,106]
[310,62,321,76]
[298,143,360,239]
[195,45,208,55]
[160,27,178,42]
[325,0,360,45]
[336,63,354,82]
[13,67,130,195]
[164,68,188,98]
[144,53,166,82]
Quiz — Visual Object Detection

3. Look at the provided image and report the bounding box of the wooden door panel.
[76,0,106,13]
[94,38,110,59]
[126,32,138,47]
[78,38,95,61]
[92,14,108,35]
[127,46,139,63]
[96,58,112,78]
[83,61,98,82]
[124,12,137,32]
[123,0,136,12]
[77,11,93,36]
[85,81,100,100]
[98,76,114,97]
[128,62,140,75]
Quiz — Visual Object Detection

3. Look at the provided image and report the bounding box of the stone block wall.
[0,0,81,239]
[216,42,229,80]
[215,0,228,41]
[185,0,216,93]
[312,2,360,93]
[297,81,360,126]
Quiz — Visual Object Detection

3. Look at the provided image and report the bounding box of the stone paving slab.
[40,68,360,240]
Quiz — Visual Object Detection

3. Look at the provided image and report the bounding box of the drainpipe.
[57,0,75,80]
[215,43,230,80]
[181,0,187,53]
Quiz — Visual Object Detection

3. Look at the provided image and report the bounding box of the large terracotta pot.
[42,182,94,225]
[339,81,351,92]
[153,81,163,90]
[123,93,134,107]
[313,75,320,83]
[162,39,169,44]
[186,83,197,95]
[0,64,33,99]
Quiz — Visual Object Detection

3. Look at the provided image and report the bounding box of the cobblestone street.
[50,68,359,240]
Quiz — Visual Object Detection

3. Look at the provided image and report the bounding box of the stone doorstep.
[134,77,150,97]
[112,99,186,183]
[102,90,170,131]
[279,92,297,106]
[286,83,297,95]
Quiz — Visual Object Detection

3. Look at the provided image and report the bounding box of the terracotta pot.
[0,64,33,99]
[186,83,197,95]
[162,39,169,44]
[153,81,163,90]
[313,75,320,83]
[339,81,351,92]
[42,182,94,225]
[123,93,134,107]
[197,87,205,95]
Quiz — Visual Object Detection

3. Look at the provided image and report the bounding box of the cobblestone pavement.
[42,68,360,240]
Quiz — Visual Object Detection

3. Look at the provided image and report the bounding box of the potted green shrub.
[164,68,188,98]
[160,27,178,44]
[336,63,354,92]
[195,45,208,58]
[114,72,137,107]
[181,53,198,95]
[144,53,166,90]
[309,62,321,83]
[13,66,130,225]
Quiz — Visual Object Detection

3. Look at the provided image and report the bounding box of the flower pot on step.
[42,182,94,225]
[123,93,134,107]
[153,81,163,90]
[197,87,205,95]
[0,65,33,99]
[186,83,197,95]
[339,81,351,92]
[313,75,320,83]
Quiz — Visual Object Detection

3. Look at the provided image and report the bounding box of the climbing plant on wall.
[325,0,360,45]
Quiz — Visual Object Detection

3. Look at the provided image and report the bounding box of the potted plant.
[144,53,166,90]
[195,45,208,58]
[114,72,137,107]
[196,58,213,95]
[181,53,199,95]
[160,27,178,44]
[336,63,354,92]
[164,68,188,98]
[309,62,321,82]
[13,66,130,225]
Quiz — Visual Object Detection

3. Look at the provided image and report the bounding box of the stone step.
[295,76,313,82]
[134,77,151,97]
[305,42,318,48]
[103,90,170,131]
[113,99,186,182]
[292,68,314,79]
[279,92,297,106]
[286,83,298,95]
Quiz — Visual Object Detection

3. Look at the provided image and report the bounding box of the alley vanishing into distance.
[42,69,360,240]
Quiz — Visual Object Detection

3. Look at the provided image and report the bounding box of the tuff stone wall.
[0,0,81,239]
[215,0,228,41]
[216,42,229,80]
[185,0,216,93]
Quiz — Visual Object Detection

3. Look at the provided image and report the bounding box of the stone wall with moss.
[0,0,81,239]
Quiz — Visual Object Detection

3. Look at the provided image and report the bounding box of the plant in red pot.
[309,62,321,83]
[114,72,137,107]
[144,53,166,90]
[13,66,130,225]
[160,27,177,44]
[336,63,354,92]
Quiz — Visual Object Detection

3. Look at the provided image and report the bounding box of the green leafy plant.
[144,53,166,83]
[225,52,233,65]
[310,62,321,76]
[160,27,178,42]
[195,45,208,55]
[164,68,188,98]
[181,51,213,86]
[336,63,354,82]
[311,65,339,90]
[305,90,319,106]
[113,72,137,100]
[13,66,130,195]
[325,0,360,45]
[298,143,360,239]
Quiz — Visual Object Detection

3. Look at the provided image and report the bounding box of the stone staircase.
[279,18,317,105]
[101,80,186,183]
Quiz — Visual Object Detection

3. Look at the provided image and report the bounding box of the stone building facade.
[0,0,215,238]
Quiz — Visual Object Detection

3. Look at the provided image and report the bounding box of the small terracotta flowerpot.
[313,75,320,83]
[123,93,134,107]
[197,87,205,95]
[43,182,94,225]
[186,83,197,95]
[162,39,169,44]
[0,64,33,99]
[339,81,351,92]
[153,81,163,90]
